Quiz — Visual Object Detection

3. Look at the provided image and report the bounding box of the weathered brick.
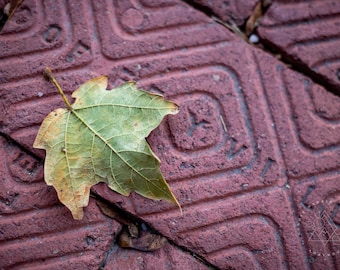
[92,0,235,60]
[258,0,340,93]
[103,243,211,270]
[191,0,258,26]
[0,136,121,269]
[0,0,339,269]
[144,189,307,269]
[94,43,286,216]
[255,51,340,178]
[0,1,93,83]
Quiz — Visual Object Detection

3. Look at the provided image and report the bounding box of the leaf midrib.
[73,103,175,110]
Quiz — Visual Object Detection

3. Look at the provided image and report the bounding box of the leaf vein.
[71,110,157,185]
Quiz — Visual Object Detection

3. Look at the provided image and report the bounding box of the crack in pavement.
[182,0,340,97]
[91,191,220,270]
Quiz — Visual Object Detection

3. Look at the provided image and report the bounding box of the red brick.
[92,0,235,60]
[0,218,114,269]
[258,0,340,93]
[255,52,340,178]
[0,136,57,213]
[191,0,258,26]
[0,0,339,269]
[94,44,340,268]
[103,242,211,270]
[0,1,236,269]
[0,1,93,83]
[93,43,286,215]
[0,136,121,269]
[0,0,234,156]
[143,189,307,269]
[0,70,104,157]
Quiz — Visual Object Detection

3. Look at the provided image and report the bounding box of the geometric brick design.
[102,243,211,270]
[0,70,101,156]
[258,0,340,93]
[0,0,235,155]
[185,0,258,26]
[99,44,286,215]
[0,136,121,269]
[0,136,54,214]
[256,52,340,178]
[0,0,93,83]
[92,0,236,60]
[144,189,307,269]
[1,0,340,269]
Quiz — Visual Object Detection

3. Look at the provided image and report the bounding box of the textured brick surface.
[0,0,235,155]
[92,0,235,59]
[256,52,340,178]
[191,0,258,26]
[102,242,210,270]
[0,136,121,269]
[0,0,93,83]
[94,43,286,216]
[0,0,340,269]
[258,0,340,93]
[95,44,340,269]
[145,189,307,269]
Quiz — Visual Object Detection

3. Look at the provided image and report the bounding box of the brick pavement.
[190,0,258,26]
[258,0,340,94]
[0,0,339,269]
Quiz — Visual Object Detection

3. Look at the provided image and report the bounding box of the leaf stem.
[44,67,73,111]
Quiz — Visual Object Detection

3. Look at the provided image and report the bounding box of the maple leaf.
[33,68,180,219]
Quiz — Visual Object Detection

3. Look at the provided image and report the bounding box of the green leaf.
[33,73,180,219]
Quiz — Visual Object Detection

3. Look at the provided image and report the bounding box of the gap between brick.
[91,191,221,270]
[0,131,42,161]
[182,0,340,97]
[0,133,220,269]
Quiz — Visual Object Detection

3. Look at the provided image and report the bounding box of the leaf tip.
[172,103,180,114]
[71,208,84,220]
[32,127,45,150]
[127,80,136,85]
[32,140,41,149]
[172,195,182,215]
